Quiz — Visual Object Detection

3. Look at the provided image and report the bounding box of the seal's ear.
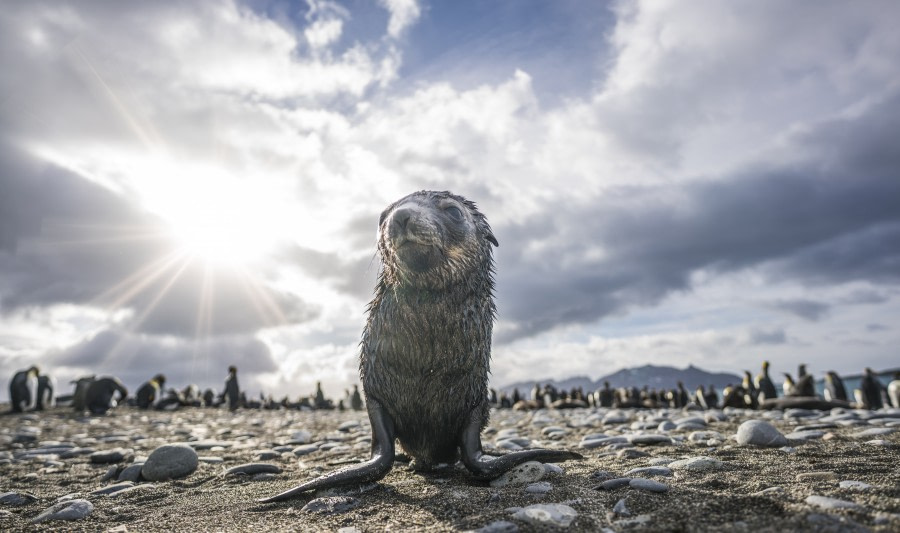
[485,232,499,247]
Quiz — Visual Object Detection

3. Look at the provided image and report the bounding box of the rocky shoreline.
[1,405,898,531]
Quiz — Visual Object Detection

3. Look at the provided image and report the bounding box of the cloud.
[379,0,421,39]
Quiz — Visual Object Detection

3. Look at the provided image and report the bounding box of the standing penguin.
[755,360,778,401]
[35,375,55,411]
[887,372,900,408]
[742,371,759,409]
[824,371,848,402]
[782,373,797,397]
[8,366,40,413]
[222,366,240,411]
[795,364,816,397]
[859,368,884,410]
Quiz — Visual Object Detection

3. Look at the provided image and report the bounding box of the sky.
[2,0,899,402]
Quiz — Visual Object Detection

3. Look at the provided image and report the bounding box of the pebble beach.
[1,405,899,532]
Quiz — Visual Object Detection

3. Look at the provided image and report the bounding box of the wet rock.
[141,444,199,481]
[736,420,787,447]
[31,499,94,523]
[511,503,577,528]
[301,496,360,514]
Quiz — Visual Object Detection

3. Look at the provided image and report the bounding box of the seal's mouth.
[391,239,443,273]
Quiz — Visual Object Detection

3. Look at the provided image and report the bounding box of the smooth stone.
[796,471,836,482]
[475,520,519,533]
[223,463,283,476]
[596,478,632,490]
[90,482,135,496]
[688,431,725,442]
[657,421,676,432]
[496,440,523,451]
[0,491,37,506]
[865,439,890,446]
[612,498,630,516]
[581,436,627,448]
[543,463,564,475]
[805,494,863,511]
[293,444,320,456]
[624,466,672,477]
[524,481,552,494]
[142,444,199,481]
[31,499,94,523]
[785,430,826,441]
[629,478,668,493]
[511,503,577,528]
[647,457,675,466]
[839,480,872,491]
[253,450,279,461]
[489,461,544,488]
[117,463,144,483]
[674,416,706,427]
[629,434,671,446]
[668,456,724,471]
[852,428,895,438]
[338,421,361,432]
[751,486,784,496]
[617,448,649,459]
[199,456,224,464]
[100,465,118,481]
[290,430,313,444]
[736,420,788,447]
[188,440,234,450]
[301,496,360,514]
[90,448,131,464]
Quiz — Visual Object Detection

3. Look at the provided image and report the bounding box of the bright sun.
[137,163,290,267]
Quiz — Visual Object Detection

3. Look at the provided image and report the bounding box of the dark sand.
[1,406,899,532]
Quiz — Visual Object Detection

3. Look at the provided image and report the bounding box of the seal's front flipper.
[459,407,582,481]
[258,398,396,503]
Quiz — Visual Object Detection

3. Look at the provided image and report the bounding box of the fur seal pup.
[260,191,581,503]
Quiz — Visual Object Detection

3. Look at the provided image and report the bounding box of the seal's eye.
[445,205,463,221]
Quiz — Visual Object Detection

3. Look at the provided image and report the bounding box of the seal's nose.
[390,207,412,234]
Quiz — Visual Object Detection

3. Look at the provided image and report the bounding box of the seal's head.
[377,190,498,288]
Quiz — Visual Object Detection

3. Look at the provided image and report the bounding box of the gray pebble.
[117,463,144,483]
[0,491,37,506]
[597,477,632,490]
[90,448,132,464]
[199,456,224,464]
[629,434,672,446]
[629,478,669,493]
[805,494,863,511]
[617,448,649,459]
[142,444,199,481]
[511,503,577,528]
[489,461,544,488]
[31,499,93,523]
[293,444,320,456]
[668,456,724,471]
[785,430,826,441]
[289,430,313,444]
[839,480,871,491]
[736,420,788,447]
[524,481,552,494]
[90,482,135,496]
[852,427,895,438]
[623,466,672,477]
[543,463,564,475]
[253,450,280,461]
[301,496,360,514]
[612,498,630,516]
[223,463,283,476]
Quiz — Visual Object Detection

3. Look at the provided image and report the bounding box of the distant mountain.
[498,364,742,395]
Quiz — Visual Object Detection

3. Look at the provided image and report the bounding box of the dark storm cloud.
[770,299,830,322]
[47,328,277,389]
[493,90,900,342]
[0,148,317,335]
[746,328,787,346]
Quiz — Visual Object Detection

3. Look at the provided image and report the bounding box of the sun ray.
[90,248,190,311]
